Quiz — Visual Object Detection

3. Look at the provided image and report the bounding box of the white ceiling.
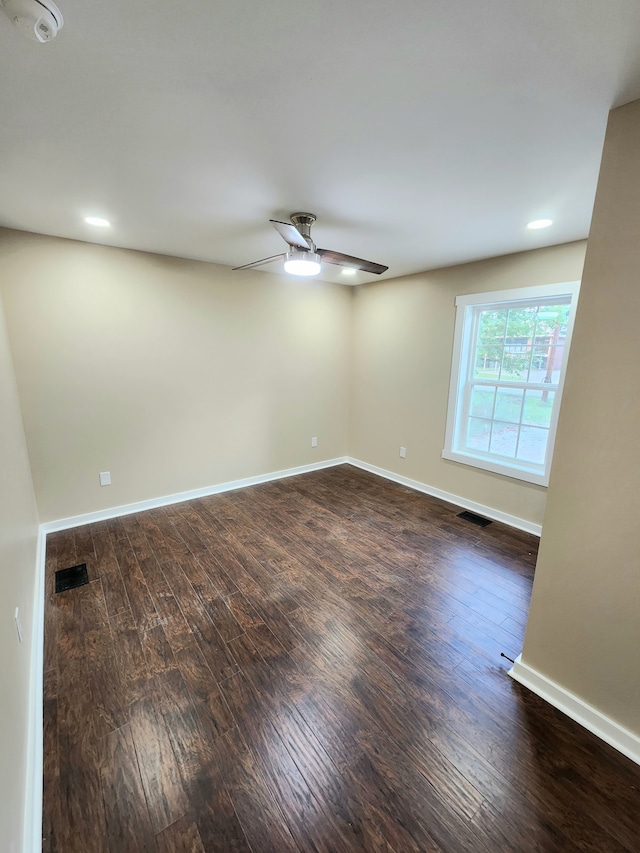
[2,0,640,285]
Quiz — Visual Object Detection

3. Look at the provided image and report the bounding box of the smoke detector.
[1,0,64,42]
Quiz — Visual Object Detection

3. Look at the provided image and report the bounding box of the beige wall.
[0,295,40,853]
[350,241,586,528]
[0,228,588,530]
[522,100,640,734]
[0,230,351,522]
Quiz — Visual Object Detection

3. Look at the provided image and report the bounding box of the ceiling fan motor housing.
[290,212,317,249]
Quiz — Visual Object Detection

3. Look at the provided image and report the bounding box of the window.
[443,281,580,486]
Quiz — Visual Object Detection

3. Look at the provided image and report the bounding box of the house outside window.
[443,281,580,486]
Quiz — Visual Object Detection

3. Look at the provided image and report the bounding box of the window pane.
[522,389,555,427]
[469,386,495,418]
[542,345,563,384]
[528,347,550,383]
[506,306,537,340]
[489,421,518,457]
[500,348,531,381]
[516,426,548,465]
[478,308,507,344]
[466,417,491,452]
[534,304,569,339]
[494,388,523,424]
[473,346,502,380]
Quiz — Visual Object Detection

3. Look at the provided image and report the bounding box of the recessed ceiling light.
[527,219,553,230]
[84,216,111,227]
[341,268,357,276]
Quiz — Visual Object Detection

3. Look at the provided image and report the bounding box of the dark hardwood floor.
[42,465,640,852]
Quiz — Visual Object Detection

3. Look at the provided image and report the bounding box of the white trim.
[509,655,640,767]
[23,527,46,853]
[346,457,541,536]
[442,448,549,486]
[454,280,581,307]
[40,458,348,533]
[444,280,580,488]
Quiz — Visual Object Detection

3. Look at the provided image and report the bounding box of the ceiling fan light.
[284,251,321,276]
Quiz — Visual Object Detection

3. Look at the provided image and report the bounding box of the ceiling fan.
[233,213,388,277]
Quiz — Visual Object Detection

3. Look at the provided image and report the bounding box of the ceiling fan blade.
[270,219,310,249]
[317,248,388,275]
[232,253,286,271]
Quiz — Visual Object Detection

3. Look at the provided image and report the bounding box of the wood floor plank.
[129,695,189,835]
[58,739,110,853]
[74,524,96,566]
[501,613,528,639]
[120,516,195,650]
[99,723,157,852]
[82,580,129,737]
[190,778,254,853]
[156,815,206,853]
[225,590,265,630]
[169,559,240,683]
[42,693,61,853]
[172,641,235,736]
[91,526,131,617]
[141,623,177,677]
[220,670,355,852]
[211,728,301,853]
[347,752,443,853]
[52,529,77,572]
[109,608,149,708]
[199,592,244,643]
[110,535,160,634]
[56,585,110,853]
[154,668,224,784]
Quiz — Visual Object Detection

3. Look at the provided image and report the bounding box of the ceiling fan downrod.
[289,212,317,251]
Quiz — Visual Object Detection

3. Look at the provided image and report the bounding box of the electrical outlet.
[99,471,111,486]
[15,607,23,643]
[311,436,318,447]
[400,446,407,458]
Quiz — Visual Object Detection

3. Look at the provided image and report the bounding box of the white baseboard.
[346,457,541,536]
[41,457,348,533]
[23,527,46,853]
[509,655,640,767]
[41,455,541,537]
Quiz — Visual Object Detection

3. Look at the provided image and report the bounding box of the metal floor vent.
[55,563,89,593]
[457,510,492,527]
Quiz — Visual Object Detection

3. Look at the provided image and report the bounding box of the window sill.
[441,448,549,487]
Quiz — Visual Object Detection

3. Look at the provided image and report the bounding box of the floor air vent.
[457,510,492,527]
[55,563,89,593]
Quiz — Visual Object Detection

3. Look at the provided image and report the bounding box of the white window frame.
[442,281,580,486]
